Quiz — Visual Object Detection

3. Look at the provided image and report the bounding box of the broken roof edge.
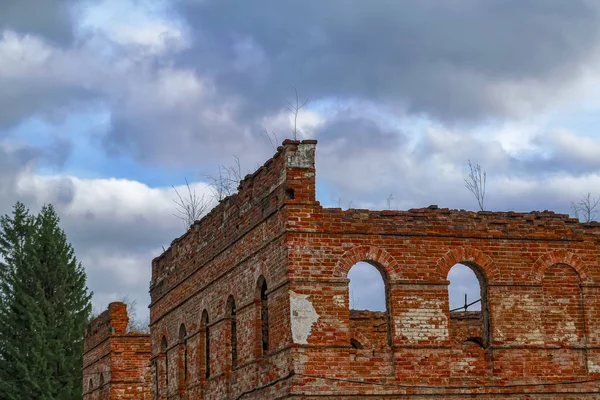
[325,205,580,223]
[153,139,317,263]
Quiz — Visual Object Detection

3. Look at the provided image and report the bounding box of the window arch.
[227,296,237,369]
[201,310,210,379]
[257,277,269,354]
[447,262,489,347]
[161,336,169,390]
[348,261,387,311]
[178,324,188,387]
[347,261,391,347]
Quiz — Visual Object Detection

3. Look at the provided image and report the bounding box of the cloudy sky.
[2,0,600,321]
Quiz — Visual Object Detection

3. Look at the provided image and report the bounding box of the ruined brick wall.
[349,310,389,349]
[148,140,317,399]
[83,302,151,400]
[286,164,600,398]
[89,139,600,399]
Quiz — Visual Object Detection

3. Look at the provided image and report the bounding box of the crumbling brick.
[84,140,600,399]
[83,302,151,400]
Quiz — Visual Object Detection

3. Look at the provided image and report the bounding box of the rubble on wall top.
[154,139,318,263]
[334,205,578,223]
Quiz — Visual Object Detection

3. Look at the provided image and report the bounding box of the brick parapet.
[288,204,600,241]
[83,302,151,400]
[84,302,129,353]
[145,140,317,399]
[85,139,600,399]
[150,139,317,303]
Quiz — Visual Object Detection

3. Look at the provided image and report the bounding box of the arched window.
[257,277,269,354]
[99,373,104,387]
[227,296,237,369]
[161,336,169,390]
[88,378,93,393]
[348,262,387,311]
[347,261,391,347]
[178,324,188,387]
[447,263,489,347]
[201,310,210,379]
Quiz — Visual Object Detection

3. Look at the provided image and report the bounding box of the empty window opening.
[350,338,364,349]
[227,296,237,369]
[285,188,295,200]
[348,262,386,311]
[99,373,104,387]
[201,310,210,379]
[348,261,391,347]
[89,378,93,392]
[259,278,269,353]
[447,263,489,347]
[179,324,187,385]
[448,264,482,312]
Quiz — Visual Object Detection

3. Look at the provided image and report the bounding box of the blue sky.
[2,0,600,322]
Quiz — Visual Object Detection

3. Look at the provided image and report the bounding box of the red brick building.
[83,302,151,399]
[85,139,600,399]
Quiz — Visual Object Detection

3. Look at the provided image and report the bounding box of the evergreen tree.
[0,203,92,400]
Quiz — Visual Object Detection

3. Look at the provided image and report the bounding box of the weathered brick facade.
[85,139,600,399]
[83,302,152,400]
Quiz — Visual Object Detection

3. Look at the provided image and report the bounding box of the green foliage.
[0,202,92,400]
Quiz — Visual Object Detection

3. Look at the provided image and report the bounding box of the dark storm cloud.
[173,0,600,122]
[0,0,82,44]
[0,80,98,131]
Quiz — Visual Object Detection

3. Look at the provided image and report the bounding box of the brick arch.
[334,245,398,279]
[159,328,169,348]
[531,250,593,284]
[436,247,498,283]
[255,275,267,298]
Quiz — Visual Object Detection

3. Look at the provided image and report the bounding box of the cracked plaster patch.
[290,291,320,344]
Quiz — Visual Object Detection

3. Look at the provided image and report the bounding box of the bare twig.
[172,178,210,228]
[386,194,394,210]
[285,87,308,140]
[336,197,354,210]
[263,129,279,152]
[121,296,150,334]
[464,160,486,211]
[571,193,600,222]
[205,156,243,201]
[262,88,309,146]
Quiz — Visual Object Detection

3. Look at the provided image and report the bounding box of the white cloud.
[1,160,215,324]
[4,0,600,322]
[79,0,190,55]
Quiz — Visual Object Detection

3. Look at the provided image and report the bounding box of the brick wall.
[85,139,600,399]
[83,302,151,400]
[284,151,600,397]
[147,140,316,399]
